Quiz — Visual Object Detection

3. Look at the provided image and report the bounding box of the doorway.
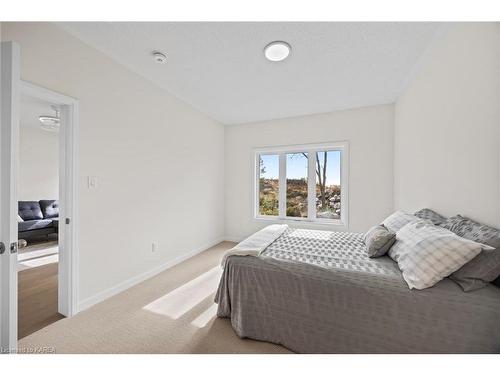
[17,94,63,338]
[1,41,79,352]
[18,81,79,339]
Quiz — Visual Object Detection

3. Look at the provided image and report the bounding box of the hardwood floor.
[18,241,65,339]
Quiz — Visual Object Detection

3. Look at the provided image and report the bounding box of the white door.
[0,41,20,353]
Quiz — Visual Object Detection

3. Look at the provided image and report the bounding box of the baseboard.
[77,236,225,313]
[224,236,242,243]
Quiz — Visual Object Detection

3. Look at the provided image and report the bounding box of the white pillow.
[382,210,419,233]
[388,220,491,290]
[17,214,24,223]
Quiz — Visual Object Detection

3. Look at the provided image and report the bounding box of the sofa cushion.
[40,200,59,219]
[18,201,43,221]
[18,219,53,232]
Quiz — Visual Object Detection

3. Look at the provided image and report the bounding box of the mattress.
[215,228,500,353]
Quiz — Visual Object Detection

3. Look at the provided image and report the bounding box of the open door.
[0,41,20,353]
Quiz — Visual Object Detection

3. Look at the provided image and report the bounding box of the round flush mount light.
[152,51,167,64]
[264,41,291,62]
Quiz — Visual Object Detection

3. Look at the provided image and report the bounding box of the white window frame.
[254,141,349,229]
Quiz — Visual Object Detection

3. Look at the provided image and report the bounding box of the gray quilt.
[215,228,500,353]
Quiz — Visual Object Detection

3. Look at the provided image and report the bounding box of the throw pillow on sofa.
[39,199,59,219]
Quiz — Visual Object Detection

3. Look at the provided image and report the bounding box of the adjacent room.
[17,94,62,339]
[1,20,499,356]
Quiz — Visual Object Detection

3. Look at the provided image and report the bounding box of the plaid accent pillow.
[388,220,487,290]
[382,211,419,233]
[414,208,447,225]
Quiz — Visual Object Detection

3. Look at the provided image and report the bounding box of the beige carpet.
[18,241,291,354]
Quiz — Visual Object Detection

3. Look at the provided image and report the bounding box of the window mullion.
[279,153,286,218]
[255,153,260,217]
[307,151,317,220]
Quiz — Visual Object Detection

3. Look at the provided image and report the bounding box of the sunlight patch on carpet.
[191,304,218,328]
[143,266,222,319]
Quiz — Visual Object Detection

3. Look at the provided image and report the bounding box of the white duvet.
[221,224,288,267]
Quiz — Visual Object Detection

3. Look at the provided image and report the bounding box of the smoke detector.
[152,51,167,64]
[39,105,60,133]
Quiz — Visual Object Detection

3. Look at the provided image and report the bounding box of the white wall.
[394,23,500,227]
[1,23,225,307]
[225,104,395,240]
[18,126,59,201]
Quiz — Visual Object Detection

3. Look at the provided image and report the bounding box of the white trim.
[340,145,349,230]
[19,80,80,318]
[224,236,242,243]
[0,41,21,352]
[307,152,317,220]
[278,153,286,217]
[254,141,349,230]
[254,141,349,154]
[254,153,260,218]
[77,237,225,313]
[253,216,345,227]
[20,81,78,106]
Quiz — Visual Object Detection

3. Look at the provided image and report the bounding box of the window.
[255,142,348,226]
[286,153,308,218]
[258,154,279,216]
[316,151,341,220]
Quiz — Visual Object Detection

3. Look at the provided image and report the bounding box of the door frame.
[19,81,80,319]
[1,41,21,352]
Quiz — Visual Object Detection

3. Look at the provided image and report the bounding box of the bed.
[214,227,500,353]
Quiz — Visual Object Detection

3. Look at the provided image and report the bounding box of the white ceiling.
[57,22,443,125]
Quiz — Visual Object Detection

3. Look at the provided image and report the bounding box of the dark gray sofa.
[18,200,59,241]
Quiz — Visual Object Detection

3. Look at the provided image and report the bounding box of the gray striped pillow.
[414,208,447,225]
[440,215,500,291]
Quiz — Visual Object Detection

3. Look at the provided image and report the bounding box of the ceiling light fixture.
[39,105,60,133]
[152,51,167,64]
[264,41,291,62]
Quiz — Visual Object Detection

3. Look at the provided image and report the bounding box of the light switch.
[87,176,97,189]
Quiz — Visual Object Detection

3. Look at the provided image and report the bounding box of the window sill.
[254,216,348,230]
